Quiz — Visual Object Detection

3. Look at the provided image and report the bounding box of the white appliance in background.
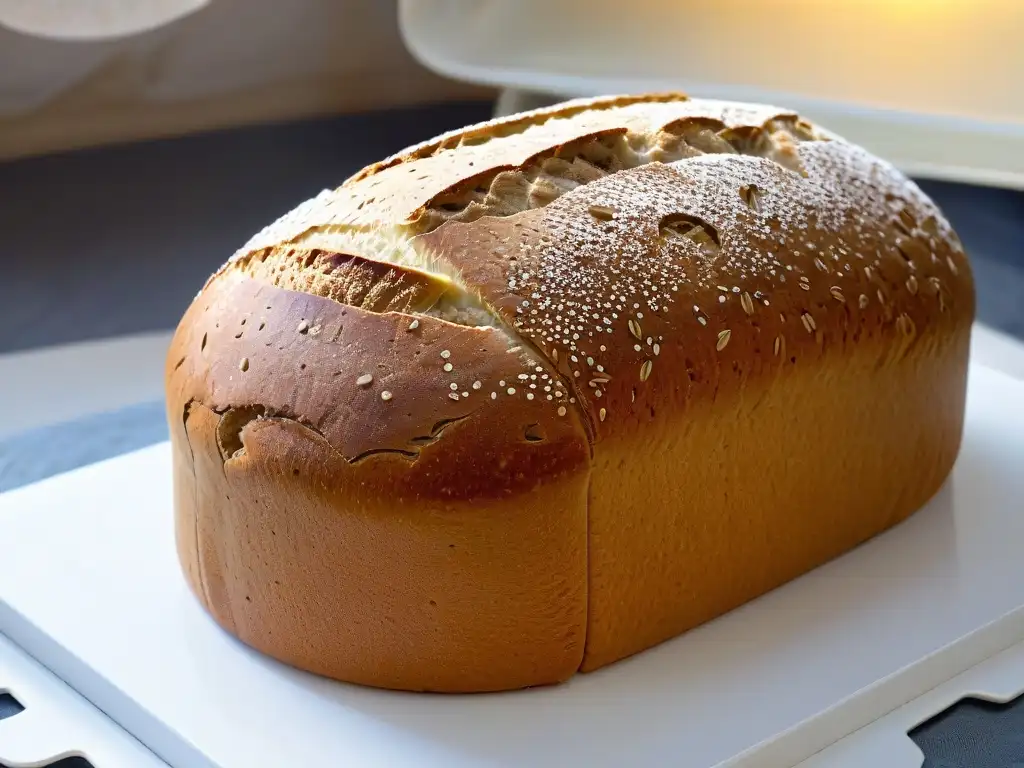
[0,0,486,161]
[398,0,1024,190]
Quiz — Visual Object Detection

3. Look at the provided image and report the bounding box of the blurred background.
[1,0,1022,477]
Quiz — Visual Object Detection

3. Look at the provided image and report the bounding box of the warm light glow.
[648,0,1024,123]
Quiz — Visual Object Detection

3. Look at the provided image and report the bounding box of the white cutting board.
[796,634,1024,767]
[0,633,166,767]
[0,364,1022,768]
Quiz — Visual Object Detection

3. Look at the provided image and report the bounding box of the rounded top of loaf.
[167,93,974,496]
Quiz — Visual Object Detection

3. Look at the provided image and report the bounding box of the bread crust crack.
[415,114,821,231]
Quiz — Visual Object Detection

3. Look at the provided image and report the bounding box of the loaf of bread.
[165,93,974,693]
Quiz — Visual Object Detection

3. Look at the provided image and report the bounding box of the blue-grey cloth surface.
[0,400,166,493]
[1,757,93,768]
[911,694,1024,767]
[0,692,24,721]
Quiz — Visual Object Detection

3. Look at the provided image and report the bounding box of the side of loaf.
[165,93,975,691]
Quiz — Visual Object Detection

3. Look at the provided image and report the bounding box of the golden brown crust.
[166,93,975,691]
[579,325,970,669]
[173,402,589,693]
[166,273,592,691]
[417,141,972,438]
[167,273,589,499]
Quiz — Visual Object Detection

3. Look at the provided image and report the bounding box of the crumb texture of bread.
[166,93,975,691]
